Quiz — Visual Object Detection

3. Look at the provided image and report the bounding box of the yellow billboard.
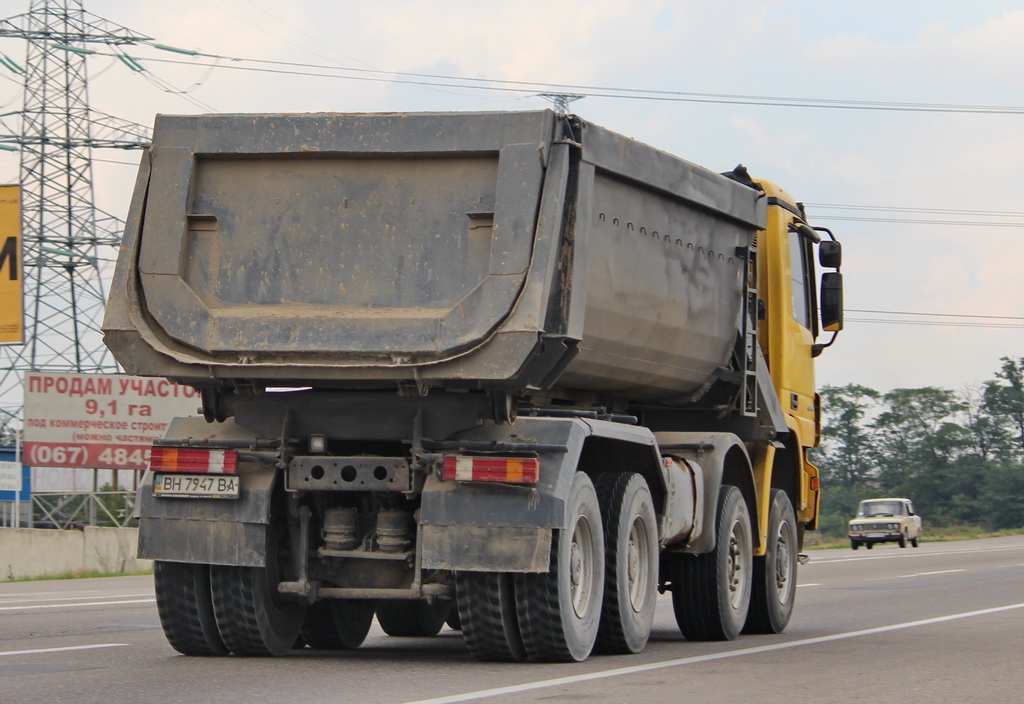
[0,185,22,345]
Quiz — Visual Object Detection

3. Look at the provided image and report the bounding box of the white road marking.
[0,589,106,598]
[403,602,1024,704]
[0,593,152,605]
[0,643,129,658]
[797,583,823,588]
[866,569,966,582]
[0,598,155,612]
[809,544,1024,565]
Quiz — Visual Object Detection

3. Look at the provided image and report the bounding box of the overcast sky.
[1,0,1022,395]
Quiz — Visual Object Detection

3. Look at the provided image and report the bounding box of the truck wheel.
[300,599,376,649]
[594,472,658,654]
[866,542,873,549]
[851,539,860,550]
[672,484,752,641]
[457,572,525,661]
[210,564,305,656]
[210,522,305,656]
[154,561,227,656]
[376,600,449,637]
[744,489,797,634]
[515,472,605,662]
[898,532,907,548]
[911,536,919,548]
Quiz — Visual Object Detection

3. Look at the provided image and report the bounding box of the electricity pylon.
[0,0,151,437]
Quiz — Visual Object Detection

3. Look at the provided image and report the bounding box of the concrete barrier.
[0,526,152,581]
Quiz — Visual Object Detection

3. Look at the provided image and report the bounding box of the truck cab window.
[789,229,811,329]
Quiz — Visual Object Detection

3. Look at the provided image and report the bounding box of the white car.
[848,498,922,550]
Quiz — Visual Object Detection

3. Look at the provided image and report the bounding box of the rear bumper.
[849,532,902,543]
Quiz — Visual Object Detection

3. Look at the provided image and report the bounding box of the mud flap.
[137,463,276,567]
[420,524,552,573]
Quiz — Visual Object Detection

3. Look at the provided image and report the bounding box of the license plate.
[154,473,240,499]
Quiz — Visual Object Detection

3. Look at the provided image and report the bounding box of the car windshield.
[858,501,905,517]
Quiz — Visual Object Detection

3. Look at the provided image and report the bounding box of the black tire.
[866,542,874,549]
[154,561,228,656]
[210,564,305,656]
[210,521,305,656]
[851,539,859,550]
[515,472,605,662]
[457,572,525,661]
[744,489,797,634]
[672,484,752,641]
[300,599,376,649]
[594,472,658,654]
[898,532,907,548]
[376,600,449,637]
[911,536,920,548]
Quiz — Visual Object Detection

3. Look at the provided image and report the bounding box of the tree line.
[812,356,1024,537]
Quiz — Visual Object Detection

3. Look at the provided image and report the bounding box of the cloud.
[2,0,1022,394]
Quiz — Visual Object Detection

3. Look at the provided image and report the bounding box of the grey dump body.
[105,112,787,649]
[105,110,764,401]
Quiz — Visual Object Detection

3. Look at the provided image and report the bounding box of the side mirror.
[819,240,842,269]
[821,272,843,332]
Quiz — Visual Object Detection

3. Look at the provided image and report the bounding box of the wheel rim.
[626,514,652,613]
[569,514,596,618]
[773,519,795,605]
[726,517,749,610]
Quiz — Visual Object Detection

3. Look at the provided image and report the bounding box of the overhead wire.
[111,47,218,113]
[844,308,1024,330]
[845,318,1024,329]
[807,203,1024,217]
[806,202,1024,228]
[810,215,1024,227]
[50,42,1024,116]
[848,309,1024,320]
[6,22,1021,335]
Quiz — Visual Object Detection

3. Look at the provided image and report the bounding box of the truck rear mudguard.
[137,414,756,572]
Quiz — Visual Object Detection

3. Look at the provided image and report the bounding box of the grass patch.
[3,568,153,583]
[804,526,1024,550]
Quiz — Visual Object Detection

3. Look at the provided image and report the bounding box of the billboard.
[23,372,201,470]
[0,184,21,345]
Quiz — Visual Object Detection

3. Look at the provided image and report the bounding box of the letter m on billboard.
[0,185,22,345]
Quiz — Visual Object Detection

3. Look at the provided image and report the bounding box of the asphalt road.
[2,535,1022,704]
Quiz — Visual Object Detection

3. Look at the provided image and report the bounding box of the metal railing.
[12,491,139,529]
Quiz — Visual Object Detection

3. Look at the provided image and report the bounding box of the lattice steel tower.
[0,0,151,435]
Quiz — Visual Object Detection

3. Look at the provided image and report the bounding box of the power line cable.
[811,215,1024,227]
[55,43,1024,116]
[847,309,1024,320]
[238,0,378,71]
[109,48,218,113]
[807,203,1024,218]
[845,318,1024,329]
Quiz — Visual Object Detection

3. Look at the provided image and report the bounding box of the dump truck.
[103,110,843,662]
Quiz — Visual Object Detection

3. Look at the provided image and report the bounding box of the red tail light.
[442,456,539,485]
[149,446,238,474]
